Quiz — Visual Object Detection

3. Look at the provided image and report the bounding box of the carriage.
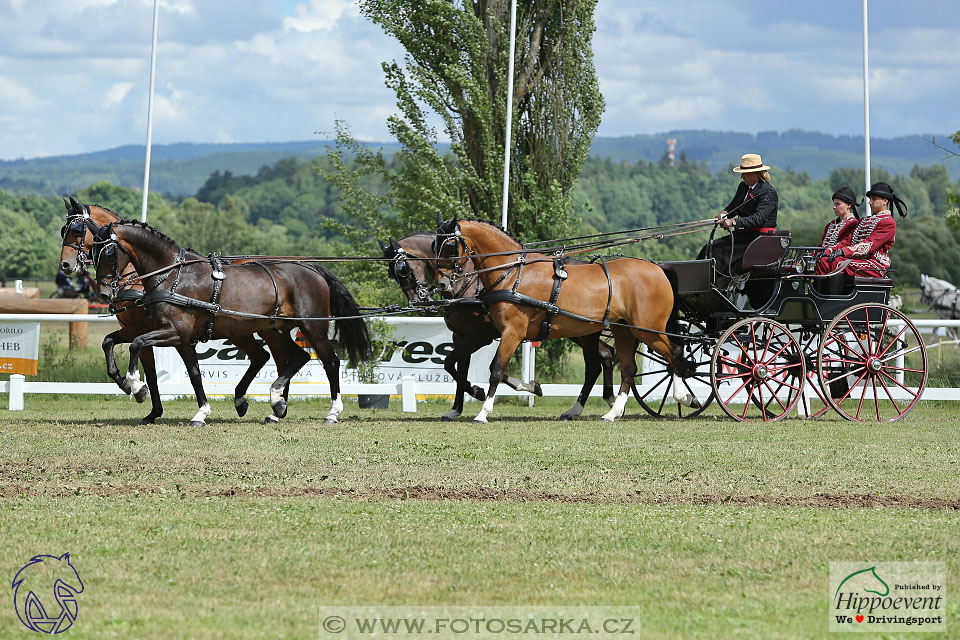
[639,231,928,422]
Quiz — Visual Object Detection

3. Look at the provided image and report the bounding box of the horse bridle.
[387,248,432,302]
[60,209,103,271]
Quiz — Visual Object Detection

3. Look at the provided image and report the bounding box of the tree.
[355,0,604,240]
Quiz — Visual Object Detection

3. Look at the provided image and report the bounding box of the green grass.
[0,396,957,638]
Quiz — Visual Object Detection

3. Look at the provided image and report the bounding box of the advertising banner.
[0,320,41,376]
[153,317,497,393]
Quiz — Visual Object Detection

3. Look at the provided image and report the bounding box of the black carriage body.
[659,233,892,337]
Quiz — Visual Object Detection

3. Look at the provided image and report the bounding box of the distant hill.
[0,130,956,197]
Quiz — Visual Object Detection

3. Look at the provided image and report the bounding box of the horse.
[920,274,960,341]
[435,217,697,422]
[80,217,371,426]
[380,232,616,420]
[59,198,298,424]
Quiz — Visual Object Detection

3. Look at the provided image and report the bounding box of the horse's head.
[59,198,121,273]
[379,237,432,303]
[434,215,468,295]
[89,224,136,302]
[12,552,84,633]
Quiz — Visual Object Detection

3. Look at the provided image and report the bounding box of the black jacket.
[724,180,778,231]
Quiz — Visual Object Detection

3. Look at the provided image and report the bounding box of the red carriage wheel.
[635,321,714,418]
[785,327,831,419]
[710,318,805,422]
[817,303,927,422]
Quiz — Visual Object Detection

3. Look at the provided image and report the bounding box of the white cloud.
[105,81,136,106]
[283,0,357,33]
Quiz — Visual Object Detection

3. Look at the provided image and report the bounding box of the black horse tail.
[309,265,372,369]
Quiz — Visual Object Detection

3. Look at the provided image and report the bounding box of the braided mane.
[110,218,198,255]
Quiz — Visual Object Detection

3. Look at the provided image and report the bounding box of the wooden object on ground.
[0,297,89,349]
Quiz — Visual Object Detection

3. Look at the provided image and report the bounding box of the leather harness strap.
[203,253,226,342]
[535,257,568,341]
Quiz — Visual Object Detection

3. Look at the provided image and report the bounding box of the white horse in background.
[920,274,960,341]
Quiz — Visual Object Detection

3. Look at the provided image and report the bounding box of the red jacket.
[819,215,858,248]
[819,211,896,278]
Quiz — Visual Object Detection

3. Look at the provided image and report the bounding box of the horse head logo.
[834,565,889,600]
[12,553,84,634]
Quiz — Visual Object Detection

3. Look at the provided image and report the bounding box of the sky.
[0,0,958,160]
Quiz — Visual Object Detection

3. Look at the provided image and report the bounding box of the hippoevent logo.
[829,562,946,633]
[11,553,84,634]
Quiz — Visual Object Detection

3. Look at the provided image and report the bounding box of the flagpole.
[862,0,871,194]
[500,0,517,231]
[140,0,159,223]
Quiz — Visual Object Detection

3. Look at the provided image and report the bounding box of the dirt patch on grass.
[2,483,957,510]
[204,486,960,510]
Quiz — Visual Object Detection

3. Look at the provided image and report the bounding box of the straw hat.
[732,153,770,173]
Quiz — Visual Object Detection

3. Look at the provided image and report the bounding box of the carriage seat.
[741,231,792,274]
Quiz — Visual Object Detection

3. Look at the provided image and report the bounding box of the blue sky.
[0,0,958,160]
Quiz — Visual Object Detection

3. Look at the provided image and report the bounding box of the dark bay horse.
[80,218,370,426]
[58,198,296,424]
[436,218,697,422]
[380,232,616,420]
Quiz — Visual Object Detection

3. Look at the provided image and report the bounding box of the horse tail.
[308,265,372,368]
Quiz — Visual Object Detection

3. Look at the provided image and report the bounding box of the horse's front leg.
[441,331,489,421]
[102,326,141,394]
[137,347,164,425]
[474,330,524,423]
[175,345,212,427]
[229,335,271,418]
[127,327,206,426]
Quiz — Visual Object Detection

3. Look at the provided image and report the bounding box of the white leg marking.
[473,394,496,423]
[672,374,701,408]
[324,397,344,423]
[125,371,145,397]
[190,403,211,425]
[270,385,283,407]
[265,415,280,423]
[600,391,629,422]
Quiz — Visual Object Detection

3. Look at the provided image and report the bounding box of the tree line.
[3,152,959,291]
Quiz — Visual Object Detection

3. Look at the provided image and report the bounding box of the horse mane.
[454,217,524,247]
[109,218,200,256]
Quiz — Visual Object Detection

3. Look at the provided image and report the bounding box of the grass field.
[0,392,957,639]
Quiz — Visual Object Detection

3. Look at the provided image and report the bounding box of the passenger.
[698,153,778,278]
[818,181,906,278]
[820,185,860,249]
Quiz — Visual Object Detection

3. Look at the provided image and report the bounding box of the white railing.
[3,314,960,412]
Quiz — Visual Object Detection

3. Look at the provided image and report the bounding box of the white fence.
[3,314,960,412]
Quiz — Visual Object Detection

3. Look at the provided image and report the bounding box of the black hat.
[865,181,908,218]
[832,185,862,218]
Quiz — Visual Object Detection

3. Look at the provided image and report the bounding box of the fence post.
[401,375,417,412]
[8,374,24,410]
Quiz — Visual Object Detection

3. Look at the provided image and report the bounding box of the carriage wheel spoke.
[843,317,870,358]
[878,369,920,396]
[880,343,923,363]
[761,380,789,414]
[877,374,902,415]
[877,325,909,359]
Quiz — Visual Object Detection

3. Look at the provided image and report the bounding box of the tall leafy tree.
[354,0,604,241]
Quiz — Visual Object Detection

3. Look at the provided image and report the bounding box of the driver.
[697,153,778,277]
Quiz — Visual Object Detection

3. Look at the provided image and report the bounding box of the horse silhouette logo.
[834,565,890,599]
[11,553,84,634]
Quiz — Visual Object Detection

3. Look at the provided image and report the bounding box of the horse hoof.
[600,416,615,423]
[133,386,150,404]
[558,414,574,421]
[189,420,205,428]
[273,399,288,419]
[472,386,486,401]
[119,379,132,395]
[532,382,543,397]
[441,416,454,422]
[140,415,158,425]
[323,418,338,425]
[473,417,488,424]
[264,415,280,424]
[235,398,249,417]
